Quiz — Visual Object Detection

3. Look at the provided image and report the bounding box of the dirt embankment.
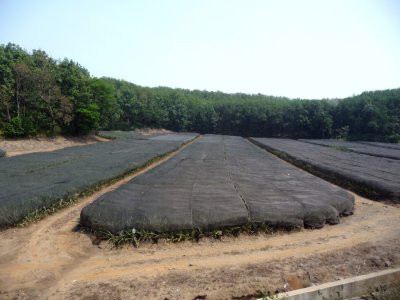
[0,136,108,157]
[0,129,172,157]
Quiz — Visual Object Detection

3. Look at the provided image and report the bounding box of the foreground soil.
[0,172,399,300]
[0,136,109,157]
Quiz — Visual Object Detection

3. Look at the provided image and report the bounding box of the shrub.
[4,117,37,138]
[4,117,25,137]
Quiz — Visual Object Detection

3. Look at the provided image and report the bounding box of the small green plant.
[260,291,288,300]
[232,289,288,300]
[85,222,278,248]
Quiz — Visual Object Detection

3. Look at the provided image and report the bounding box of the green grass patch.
[80,222,292,248]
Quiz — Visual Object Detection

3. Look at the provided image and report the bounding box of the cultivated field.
[250,138,400,201]
[0,133,197,227]
[299,139,400,160]
[0,134,399,299]
[81,135,354,234]
[0,179,399,299]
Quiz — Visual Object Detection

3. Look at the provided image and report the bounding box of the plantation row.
[0,133,197,227]
[299,139,400,160]
[358,141,400,150]
[250,138,400,201]
[81,135,354,233]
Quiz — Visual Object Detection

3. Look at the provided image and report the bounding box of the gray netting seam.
[223,138,251,222]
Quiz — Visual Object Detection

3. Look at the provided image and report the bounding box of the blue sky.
[1,0,399,99]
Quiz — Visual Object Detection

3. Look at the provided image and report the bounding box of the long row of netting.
[81,135,354,233]
[299,139,400,160]
[0,133,197,227]
[357,141,400,150]
[250,138,400,201]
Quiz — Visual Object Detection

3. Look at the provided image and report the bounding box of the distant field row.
[250,138,400,201]
[358,141,400,150]
[299,139,400,160]
[0,133,197,227]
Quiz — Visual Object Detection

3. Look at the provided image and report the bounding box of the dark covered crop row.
[250,138,400,201]
[0,133,197,227]
[358,141,400,150]
[299,139,400,160]
[97,131,147,140]
[81,135,354,234]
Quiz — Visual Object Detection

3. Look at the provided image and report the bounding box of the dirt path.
[0,151,399,299]
[0,136,109,157]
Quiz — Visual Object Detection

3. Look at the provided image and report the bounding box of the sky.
[0,0,399,99]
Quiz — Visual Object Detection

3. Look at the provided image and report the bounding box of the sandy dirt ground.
[0,136,109,157]
[0,143,399,299]
[0,129,172,157]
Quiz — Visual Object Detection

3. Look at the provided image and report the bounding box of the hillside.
[1,43,399,142]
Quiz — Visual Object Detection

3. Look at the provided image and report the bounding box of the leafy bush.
[75,104,100,135]
[4,118,24,137]
[386,134,400,143]
[4,117,36,138]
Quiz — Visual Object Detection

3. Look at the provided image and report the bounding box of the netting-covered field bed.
[0,133,197,227]
[358,141,400,150]
[97,130,147,140]
[250,138,400,201]
[81,135,354,234]
[299,139,400,160]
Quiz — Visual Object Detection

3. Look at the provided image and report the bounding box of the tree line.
[1,43,399,142]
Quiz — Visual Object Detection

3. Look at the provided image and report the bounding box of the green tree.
[89,78,119,129]
[33,68,73,134]
[75,103,100,134]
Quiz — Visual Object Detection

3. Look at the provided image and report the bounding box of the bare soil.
[0,136,109,157]
[0,142,399,300]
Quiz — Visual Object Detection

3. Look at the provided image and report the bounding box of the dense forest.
[0,43,399,142]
